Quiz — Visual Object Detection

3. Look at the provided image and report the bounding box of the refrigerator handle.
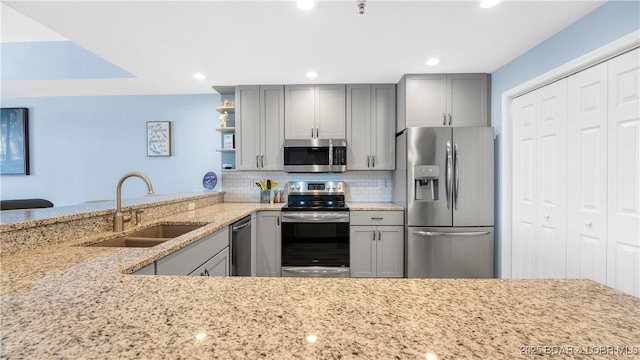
[413,230,491,237]
[454,143,460,210]
[445,141,452,210]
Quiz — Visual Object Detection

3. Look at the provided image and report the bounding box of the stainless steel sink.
[126,224,203,238]
[88,237,169,248]
[88,224,204,248]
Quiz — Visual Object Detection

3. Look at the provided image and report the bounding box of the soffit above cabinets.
[1,1,605,97]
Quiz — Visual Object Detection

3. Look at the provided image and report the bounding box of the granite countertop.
[0,192,223,230]
[2,202,639,359]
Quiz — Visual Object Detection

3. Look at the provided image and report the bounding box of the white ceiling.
[1,0,605,97]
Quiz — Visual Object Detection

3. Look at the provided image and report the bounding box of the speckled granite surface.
[0,192,223,230]
[2,202,639,359]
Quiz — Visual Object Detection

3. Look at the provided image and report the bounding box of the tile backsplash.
[221,171,393,203]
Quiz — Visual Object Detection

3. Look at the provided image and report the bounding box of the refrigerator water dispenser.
[414,165,439,201]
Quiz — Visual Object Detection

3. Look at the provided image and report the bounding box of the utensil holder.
[260,190,271,204]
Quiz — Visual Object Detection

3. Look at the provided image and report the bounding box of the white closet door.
[607,48,640,297]
[512,92,537,278]
[535,79,568,279]
[567,63,608,283]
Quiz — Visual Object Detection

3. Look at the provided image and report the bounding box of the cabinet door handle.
[372,155,375,168]
[367,155,370,167]
[443,113,447,126]
[256,155,259,168]
[277,216,280,226]
[372,229,376,241]
[261,155,264,168]
[316,127,319,138]
[204,269,210,276]
[378,229,381,241]
[448,113,452,126]
[585,221,592,227]
[311,127,314,138]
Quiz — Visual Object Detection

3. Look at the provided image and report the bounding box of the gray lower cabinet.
[397,73,489,130]
[133,262,156,275]
[346,84,396,170]
[156,227,229,276]
[350,211,404,278]
[189,247,230,277]
[256,211,281,277]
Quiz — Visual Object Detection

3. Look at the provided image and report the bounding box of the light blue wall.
[0,94,221,206]
[491,0,640,276]
[1,41,134,81]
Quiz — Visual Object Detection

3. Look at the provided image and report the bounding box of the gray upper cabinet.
[398,74,489,130]
[285,84,346,139]
[347,84,396,170]
[236,85,284,170]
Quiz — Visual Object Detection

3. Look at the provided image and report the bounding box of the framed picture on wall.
[147,121,172,157]
[0,108,30,175]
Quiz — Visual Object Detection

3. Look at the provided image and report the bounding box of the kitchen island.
[1,202,639,359]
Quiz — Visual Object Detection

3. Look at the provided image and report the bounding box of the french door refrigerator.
[393,127,494,278]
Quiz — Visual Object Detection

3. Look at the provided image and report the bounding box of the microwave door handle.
[329,142,333,169]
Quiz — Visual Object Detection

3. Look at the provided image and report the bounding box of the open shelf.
[215,127,236,133]
[215,106,235,114]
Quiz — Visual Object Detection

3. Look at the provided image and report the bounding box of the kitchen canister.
[260,190,271,204]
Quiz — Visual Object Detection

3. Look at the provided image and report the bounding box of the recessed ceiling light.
[425,58,440,66]
[193,73,207,80]
[306,71,319,79]
[480,0,501,8]
[297,0,315,10]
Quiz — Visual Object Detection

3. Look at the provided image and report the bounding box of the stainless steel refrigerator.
[393,127,494,278]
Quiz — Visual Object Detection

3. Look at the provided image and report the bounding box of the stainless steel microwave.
[283,139,347,173]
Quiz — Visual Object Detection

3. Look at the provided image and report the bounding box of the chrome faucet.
[114,172,155,231]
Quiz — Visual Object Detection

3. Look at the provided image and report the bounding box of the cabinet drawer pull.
[371,217,384,221]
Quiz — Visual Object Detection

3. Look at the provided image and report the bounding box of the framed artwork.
[147,121,172,157]
[0,108,30,175]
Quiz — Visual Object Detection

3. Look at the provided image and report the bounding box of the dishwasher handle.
[231,217,251,232]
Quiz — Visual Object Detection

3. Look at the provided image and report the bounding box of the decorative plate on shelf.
[203,171,218,190]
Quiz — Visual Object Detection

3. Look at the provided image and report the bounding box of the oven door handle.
[282,267,350,277]
[281,213,349,222]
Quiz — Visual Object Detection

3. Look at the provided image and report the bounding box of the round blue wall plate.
[203,171,217,190]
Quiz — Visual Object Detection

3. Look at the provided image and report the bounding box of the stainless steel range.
[281,181,350,278]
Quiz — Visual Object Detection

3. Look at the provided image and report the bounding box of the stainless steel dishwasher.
[230,215,252,276]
